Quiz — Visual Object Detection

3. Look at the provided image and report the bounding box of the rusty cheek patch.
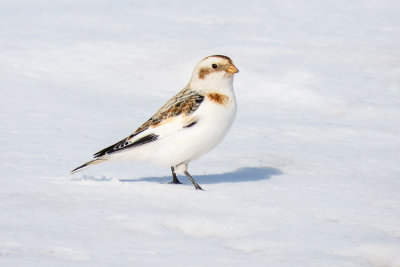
[198,67,226,80]
[207,93,229,105]
[198,68,212,79]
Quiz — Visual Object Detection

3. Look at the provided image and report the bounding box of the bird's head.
[189,55,239,91]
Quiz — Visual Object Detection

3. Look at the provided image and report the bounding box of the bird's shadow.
[119,166,283,185]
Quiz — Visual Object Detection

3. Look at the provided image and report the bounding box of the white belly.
[112,96,237,168]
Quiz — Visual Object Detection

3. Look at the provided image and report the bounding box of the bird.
[71,55,239,190]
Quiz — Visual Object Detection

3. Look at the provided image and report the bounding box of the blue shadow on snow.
[119,166,282,185]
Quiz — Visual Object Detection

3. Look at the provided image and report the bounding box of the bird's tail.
[70,158,107,174]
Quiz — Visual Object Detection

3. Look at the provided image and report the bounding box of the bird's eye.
[212,64,218,69]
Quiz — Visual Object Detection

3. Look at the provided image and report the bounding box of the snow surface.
[1,0,400,266]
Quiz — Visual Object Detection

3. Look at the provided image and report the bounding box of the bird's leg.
[169,166,182,184]
[184,170,203,190]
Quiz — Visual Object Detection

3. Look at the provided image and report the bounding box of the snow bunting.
[71,55,239,190]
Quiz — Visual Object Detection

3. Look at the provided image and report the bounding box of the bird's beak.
[226,64,239,74]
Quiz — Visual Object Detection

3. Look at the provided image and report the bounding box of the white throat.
[189,72,234,94]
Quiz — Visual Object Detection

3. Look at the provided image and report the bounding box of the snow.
[1,0,400,266]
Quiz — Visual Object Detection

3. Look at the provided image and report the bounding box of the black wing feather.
[93,90,204,158]
[94,133,158,158]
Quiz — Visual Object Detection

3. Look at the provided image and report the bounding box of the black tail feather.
[70,159,106,174]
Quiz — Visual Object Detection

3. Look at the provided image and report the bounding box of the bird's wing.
[93,88,204,158]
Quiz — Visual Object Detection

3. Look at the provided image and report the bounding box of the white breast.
[113,92,237,168]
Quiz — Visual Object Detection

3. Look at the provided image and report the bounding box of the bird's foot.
[168,178,182,184]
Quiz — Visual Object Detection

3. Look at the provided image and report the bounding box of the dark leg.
[169,166,182,184]
[184,170,203,190]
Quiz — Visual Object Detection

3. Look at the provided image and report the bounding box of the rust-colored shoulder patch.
[207,93,229,105]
